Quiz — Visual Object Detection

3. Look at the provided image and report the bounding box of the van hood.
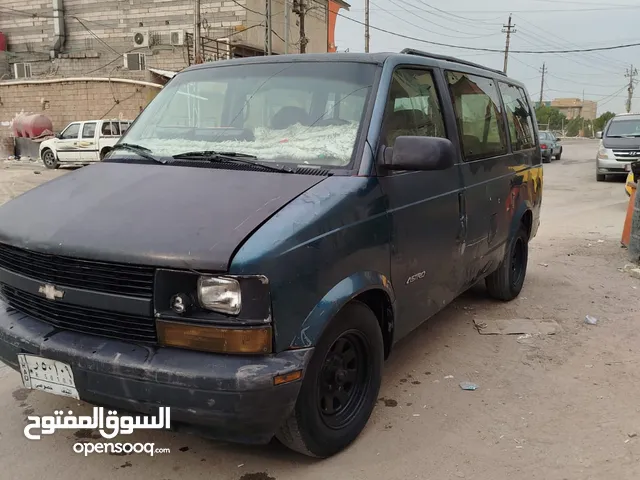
[0,163,326,270]
[602,136,640,149]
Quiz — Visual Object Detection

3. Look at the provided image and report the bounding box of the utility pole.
[284,0,290,54]
[625,64,638,113]
[502,13,516,74]
[293,0,308,53]
[265,0,273,55]
[539,62,547,107]
[194,0,202,63]
[364,0,370,53]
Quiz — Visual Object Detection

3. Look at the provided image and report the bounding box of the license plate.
[17,354,79,399]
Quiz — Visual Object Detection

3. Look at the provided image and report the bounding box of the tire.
[555,148,562,160]
[41,148,59,169]
[276,301,384,458]
[596,173,606,182]
[100,148,111,161]
[485,224,529,301]
[542,155,551,164]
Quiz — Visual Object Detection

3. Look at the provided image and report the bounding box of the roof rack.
[400,48,507,77]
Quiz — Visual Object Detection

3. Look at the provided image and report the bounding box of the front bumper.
[0,303,312,444]
[597,157,632,176]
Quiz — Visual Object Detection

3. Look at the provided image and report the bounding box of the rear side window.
[499,83,535,151]
[381,68,447,148]
[446,71,507,161]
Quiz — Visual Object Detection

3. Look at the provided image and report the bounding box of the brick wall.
[0,79,160,138]
[0,0,331,81]
[0,0,249,78]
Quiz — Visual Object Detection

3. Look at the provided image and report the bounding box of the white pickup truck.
[39,119,132,169]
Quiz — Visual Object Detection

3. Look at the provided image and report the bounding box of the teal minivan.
[0,49,542,457]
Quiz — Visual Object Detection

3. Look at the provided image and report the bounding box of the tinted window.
[381,68,446,148]
[607,119,640,137]
[539,132,551,140]
[499,83,535,150]
[82,122,96,139]
[446,71,507,161]
[61,123,80,140]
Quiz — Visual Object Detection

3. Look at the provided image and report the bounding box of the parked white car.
[39,119,132,169]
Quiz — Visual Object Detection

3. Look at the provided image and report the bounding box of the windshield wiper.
[111,143,166,164]
[172,151,294,173]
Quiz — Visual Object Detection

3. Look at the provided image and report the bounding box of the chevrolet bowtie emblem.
[38,284,64,301]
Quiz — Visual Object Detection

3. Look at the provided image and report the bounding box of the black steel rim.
[510,237,525,288]
[317,330,371,430]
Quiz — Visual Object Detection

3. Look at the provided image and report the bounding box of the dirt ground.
[1,140,639,480]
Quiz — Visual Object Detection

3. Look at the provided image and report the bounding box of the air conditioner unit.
[170,30,185,46]
[13,63,32,79]
[123,53,146,71]
[132,30,150,48]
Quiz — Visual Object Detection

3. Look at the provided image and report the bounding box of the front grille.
[612,149,640,162]
[0,284,157,343]
[0,243,155,298]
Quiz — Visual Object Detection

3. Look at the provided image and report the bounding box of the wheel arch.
[288,271,396,359]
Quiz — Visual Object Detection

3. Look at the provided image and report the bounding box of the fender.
[289,271,396,349]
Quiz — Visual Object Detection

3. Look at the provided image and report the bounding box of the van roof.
[184,51,513,80]
[613,113,640,120]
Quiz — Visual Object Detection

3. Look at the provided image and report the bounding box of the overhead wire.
[336,13,640,54]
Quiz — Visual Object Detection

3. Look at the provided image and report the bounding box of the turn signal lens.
[157,321,272,354]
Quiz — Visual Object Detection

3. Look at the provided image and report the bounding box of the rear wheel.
[41,149,59,169]
[555,148,562,160]
[100,148,112,160]
[276,301,383,458]
[485,225,529,301]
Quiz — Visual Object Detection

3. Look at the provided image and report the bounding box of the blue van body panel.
[230,176,392,352]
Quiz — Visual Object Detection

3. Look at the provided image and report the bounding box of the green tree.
[535,105,566,130]
[594,111,616,133]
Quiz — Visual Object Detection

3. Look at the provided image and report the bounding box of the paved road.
[1,141,639,479]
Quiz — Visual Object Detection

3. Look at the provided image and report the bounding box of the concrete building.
[0,0,349,141]
[0,0,349,81]
[550,98,598,121]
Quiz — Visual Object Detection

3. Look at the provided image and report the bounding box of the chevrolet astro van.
[0,49,542,458]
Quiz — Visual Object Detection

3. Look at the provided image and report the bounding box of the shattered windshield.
[117,61,377,168]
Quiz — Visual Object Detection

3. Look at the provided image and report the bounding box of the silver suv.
[596,113,640,181]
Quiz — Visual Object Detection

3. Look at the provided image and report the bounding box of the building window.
[13,63,32,79]
[124,53,146,71]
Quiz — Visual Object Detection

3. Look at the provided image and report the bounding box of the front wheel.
[276,301,384,458]
[41,149,59,169]
[485,225,529,301]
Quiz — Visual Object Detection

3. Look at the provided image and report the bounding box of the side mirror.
[55,133,62,139]
[596,131,603,139]
[383,136,455,171]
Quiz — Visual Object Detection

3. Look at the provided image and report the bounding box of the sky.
[333,0,640,115]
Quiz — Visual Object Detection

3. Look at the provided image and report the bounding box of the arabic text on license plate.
[17,354,79,399]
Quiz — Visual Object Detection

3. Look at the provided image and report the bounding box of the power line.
[371,0,499,41]
[406,0,503,25]
[335,12,640,54]
[350,6,640,13]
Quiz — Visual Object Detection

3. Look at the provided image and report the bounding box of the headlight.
[597,146,609,159]
[197,276,241,315]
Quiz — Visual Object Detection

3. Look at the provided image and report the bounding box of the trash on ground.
[629,432,638,438]
[473,318,560,335]
[459,381,478,391]
[538,263,549,267]
[584,315,598,325]
[444,375,454,379]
